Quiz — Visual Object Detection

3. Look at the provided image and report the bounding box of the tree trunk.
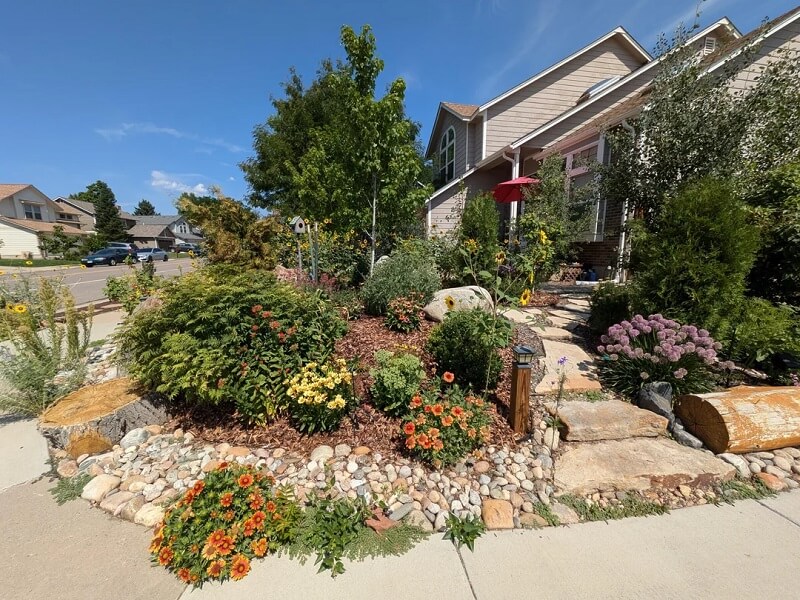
[675,386,800,454]
[39,378,167,458]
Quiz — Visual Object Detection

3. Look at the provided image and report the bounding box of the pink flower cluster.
[597,314,733,370]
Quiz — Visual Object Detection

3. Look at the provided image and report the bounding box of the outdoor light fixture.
[512,345,536,366]
[509,345,536,435]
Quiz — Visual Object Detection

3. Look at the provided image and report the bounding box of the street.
[0,258,195,305]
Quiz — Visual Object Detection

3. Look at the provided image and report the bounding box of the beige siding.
[431,110,468,181]
[0,223,42,258]
[728,19,800,93]
[469,118,483,166]
[485,38,645,153]
[428,168,510,235]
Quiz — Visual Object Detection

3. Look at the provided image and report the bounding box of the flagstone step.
[534,339,602,394]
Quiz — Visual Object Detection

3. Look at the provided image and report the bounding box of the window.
[24,204,43,220]
[703,36,717,55]
[439,127,455,183]
[565,142,606,242]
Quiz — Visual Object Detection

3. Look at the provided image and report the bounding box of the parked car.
[136,248,169,262]
[80,247,136,267]
[106,242,140,258]
[174,242,205,256]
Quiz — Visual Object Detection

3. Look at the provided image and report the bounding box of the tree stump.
[675,386,800,454]
[39,378,168,458]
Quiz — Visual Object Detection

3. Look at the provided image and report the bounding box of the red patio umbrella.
[492,176,540,203]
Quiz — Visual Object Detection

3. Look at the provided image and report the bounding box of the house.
[127,215,202,249]
[425,6,800,280]
[0,184,87,258]
[53,196,97,232]
[127,223,176,251]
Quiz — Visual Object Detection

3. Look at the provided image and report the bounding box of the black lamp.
[513,345,536,366]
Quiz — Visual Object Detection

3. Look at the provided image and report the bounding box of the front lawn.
[0,258,80,268]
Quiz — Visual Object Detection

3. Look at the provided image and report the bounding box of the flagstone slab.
[545,399,668,441]
[548,308,590,321]
[534,339,602,394]
[555,437,736,494]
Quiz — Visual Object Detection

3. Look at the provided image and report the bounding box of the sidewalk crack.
[455,545,479,600]
[757,500,800,528]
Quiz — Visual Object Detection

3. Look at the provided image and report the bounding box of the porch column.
[509,149,520,246]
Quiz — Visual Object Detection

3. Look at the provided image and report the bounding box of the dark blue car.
[80,247,135,267]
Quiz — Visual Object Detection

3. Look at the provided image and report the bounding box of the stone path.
[503,294,601,394]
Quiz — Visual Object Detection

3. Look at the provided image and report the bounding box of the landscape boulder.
[637,382,675,428]
[422,286,493,322]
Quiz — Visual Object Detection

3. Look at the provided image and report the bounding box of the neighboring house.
[425,6,800,280]
[0,184,86,258]
[53,196,97,232]
[127,223,176,251]
[129,215,203,248]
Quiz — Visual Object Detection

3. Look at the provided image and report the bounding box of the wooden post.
[509,363,531,434]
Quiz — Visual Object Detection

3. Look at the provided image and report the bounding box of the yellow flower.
[538,230,548,244]
[0,270,5,276]
[494,251,506,265]
[25,260,33,266]
[80,264,87,269]
[444,295,456,311]
[519,289,532,307]
[464,239,478,254]
[13,304,28,314]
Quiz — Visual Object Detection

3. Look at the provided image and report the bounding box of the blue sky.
[1,0,795,214]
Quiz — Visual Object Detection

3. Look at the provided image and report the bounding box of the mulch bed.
[528,291,561,307]
[167,316,524,462]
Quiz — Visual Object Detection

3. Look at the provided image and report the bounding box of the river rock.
[119,428,151,450]
[309,445,334,463]
[481,499,514,530]
[81,474,121,503]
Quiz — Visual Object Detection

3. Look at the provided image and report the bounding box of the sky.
[1,0,796,214]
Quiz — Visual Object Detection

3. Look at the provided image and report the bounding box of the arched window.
[439,127,455,183]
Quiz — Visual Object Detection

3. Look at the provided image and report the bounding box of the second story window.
[24,204,43,220]
[439,127,455,183]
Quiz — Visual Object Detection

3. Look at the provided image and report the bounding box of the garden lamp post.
[510,345,536,434]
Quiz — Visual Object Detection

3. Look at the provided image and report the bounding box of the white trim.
[439,126,456,183]
[465,121,470,170]
[424,103,475,158]
[509,19,739,150]
[424,167,478,207]
[478,27,651,113]
[481,110,487,161]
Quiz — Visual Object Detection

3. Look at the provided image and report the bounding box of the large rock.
[119,427,151,449]
[637,382,675,428]
[81,474,121,503]
[423,286,493,322]
[481,499,514,530]
[546,399,668,442]
[134,503,165,528]
[555,437,736,494]
[718,453,751,479]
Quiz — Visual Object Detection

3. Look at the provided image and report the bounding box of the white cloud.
[95,122,245,153]
[228,176,235,181]
[150,170,209,195]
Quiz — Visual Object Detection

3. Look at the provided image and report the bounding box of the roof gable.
[54,197,96,216]
[0,184,32,201]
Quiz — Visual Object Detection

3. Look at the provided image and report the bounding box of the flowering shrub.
[384,294,424,333]
[401,374,492,465]
[286,359,354,433]
[360,245,440,315]
[104,264,162,314]
[150,463,301,587]
[369,350,426,417]
[596,314,731,397]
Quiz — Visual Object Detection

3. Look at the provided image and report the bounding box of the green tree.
[133,199,158,216]
[76,181,128,243]
[242,25,430,260]
[39,225,76,257]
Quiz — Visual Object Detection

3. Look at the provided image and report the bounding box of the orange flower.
[183,490,196,504]
[178,568,192,583]
[428,427,440,439]
[423,405,432,413]
[192,481,205,495]
[405,435,416,450]
[403,422,415,435]
[415,414,427,425]
[201,543,217,560]
[238,473,255,488]
[442,371,455,384]
[220,492,233,507]
[251,538,268,557]
[432,439,444,452]
[251,511,266,528]
[158,546,174,566]
[265,500,276,513]
[451,406,464,418]
[149,535,163,553]
[441,415,454,427]
[207,559,226,578]
[216,536,235,556]
[230,554,251,581]
[219,461,229,469]
[251,304,263,314]
[249,494,264,511]
[467,428,476,438]
[208,529,226,547]
[223,510,235,521]
[272,512,282,521]
[243,519,256,537]
[431,404,444,416]
[410,395,422,408]
[417,433,430,448]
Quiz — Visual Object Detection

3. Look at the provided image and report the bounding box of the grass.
[0,258,80,268]
[87,338,107,348]
[49,474,92,505]
[531,501,560,526]
[716,477,776,504]
[558,493,669,522]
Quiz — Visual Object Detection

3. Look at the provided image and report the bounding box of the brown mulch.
[166,315,523,462]
[529,291,561,307]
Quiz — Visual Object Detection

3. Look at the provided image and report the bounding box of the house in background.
[53,196,97,232]
[127,215,202,249]
[0,184,87,258]
[425,6,800,280]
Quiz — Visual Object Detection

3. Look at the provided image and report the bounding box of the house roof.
[175,231,203,242]
[127,224,176,239]
[0,184,31,201]
[131,215,182,226]
[442,102,479,119]
[54,197,96,215]
[0,217,86,235]
[54,203,83,216]
[508,18,739,150]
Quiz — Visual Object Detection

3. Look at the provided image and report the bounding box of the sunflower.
[0,270,5,276]
[265,500,276,513]
[201,543,217,560]
[24,260,33,266]
[444,295,456,311]
[519,288,532,307]
[208,529,226,547]
[494,250,506,265]
[230,554,251,581]
[442,371,455,384]
[13,304,27,314]
[207,559,226,578]
[80,264,87,269]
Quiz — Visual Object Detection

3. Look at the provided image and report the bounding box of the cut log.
[39,378,168,458]
[675,387,800,454]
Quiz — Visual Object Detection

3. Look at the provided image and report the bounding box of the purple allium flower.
[674,368,688,379]
[698,329,709,338]
[630,328,641,338]
[597,345,606,353]
[713,342,723,350]
[610,354,619,361]
[640,372,650,380]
